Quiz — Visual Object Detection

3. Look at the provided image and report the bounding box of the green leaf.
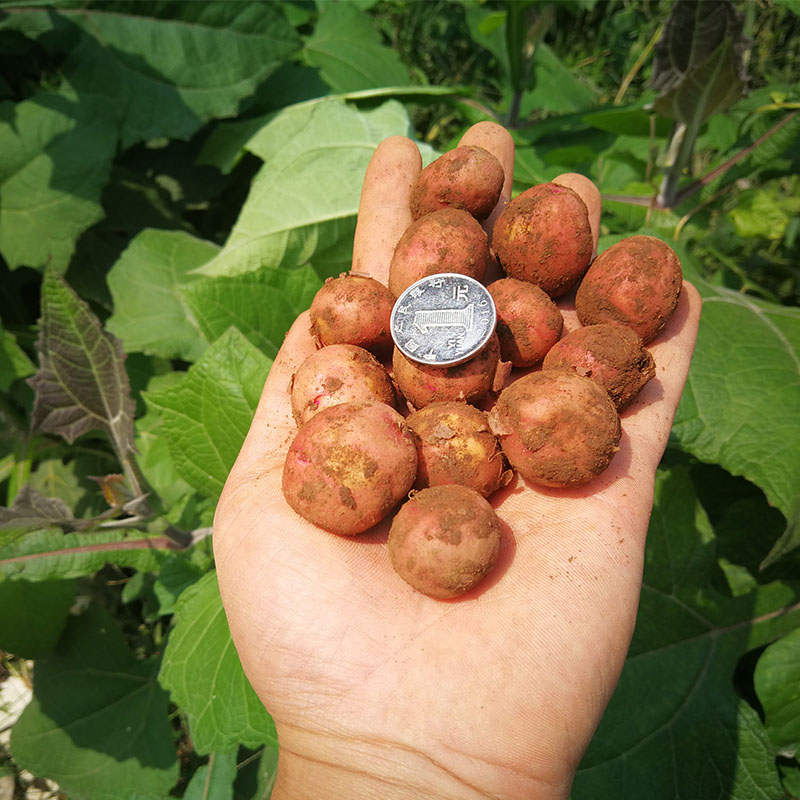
[573,466,800,798]
[183,264,321,356]
[0,484,74,531]
[672,277,800,544]
[0,91,116,270]
[106,229,219,362]
[233,746,278,800]
[0,577,74,657]
[195,99,415,278]
[29,271,136,462]
[143,327,271,499]
[159,571,278,755]
[0,528,173,581]
[13,3,301,147]
[10,604,179,800]
[754,627,800,756]
[521,43,595,114]
[0,327,34,390]
[729,188,797,240]
[184,750,237,800]
[303,2,408,92]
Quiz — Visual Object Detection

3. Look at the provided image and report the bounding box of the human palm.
[213,123,701,799]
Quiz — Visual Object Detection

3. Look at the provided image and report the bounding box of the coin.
[390,274,497,366]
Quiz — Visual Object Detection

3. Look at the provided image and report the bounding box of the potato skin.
[492,183,593,297]
[291,344,397,426]
[542,324,655,410]
[406,402,507,497]
[388,485,502,599]
[392,334,500,409]
[389,208,493,298]
[488,278,563,367]
[488,371,621,488]
[575,235,682,344]
[282,401,417,535]
[309,274,395,353]
[410,145,505,221]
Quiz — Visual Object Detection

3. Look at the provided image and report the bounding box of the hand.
[213,122,702,800]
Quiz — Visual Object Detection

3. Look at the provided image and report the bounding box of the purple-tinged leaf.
[0,485,74,531]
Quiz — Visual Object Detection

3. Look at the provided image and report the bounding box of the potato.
[392,334,500,409]
[282,401,417,536]
[488,371,620,488]
[488,277,563,367]
[575,235,682,343]
[492,183,593,297]
[290,344,397,426]
[309,274,395,353]
[406,402,509,497]
[542,323,655,410]
[389,208,493,298]
[409,145,505,221]
[388,485,502,599]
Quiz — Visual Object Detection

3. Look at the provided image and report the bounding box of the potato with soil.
[290,344,397,427]
[575,235,682,344]
[282,401,417,536]
[410,145,505,221]
[489,371,621,488]
[309,274,395,353]
[389,208,493,298]
[392,334,501,409]
[542,324,655,410]
[406,402,509,497]
[488,278,563,367]
[388,485,502,599]
[492,183,593,297]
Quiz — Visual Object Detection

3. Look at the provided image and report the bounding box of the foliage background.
[0,0,799,798]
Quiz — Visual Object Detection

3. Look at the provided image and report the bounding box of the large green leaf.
[10,604,179,800]
[142,327,271,499]
[183,750,237,800]
[0,91,116,270]
[303,2,408,92]
[573,467,800,798]
[159,571,278,755]
[106,229,219,362]
[194,99,416,278]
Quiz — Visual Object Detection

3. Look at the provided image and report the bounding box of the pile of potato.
[281,144,682,599]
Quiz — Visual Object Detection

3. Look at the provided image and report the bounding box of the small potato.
[575,235,682,344]
[282,401,417,536]
[489,371,620,488]
[389,208,493,298]
[388,485,502,599]
[392,334,500,409]
[488,278,563,367]
[542,324,655,410]
[407,402,509,497]
[492,183,593,297]
[409,145,505,221]
[309,274,395,353]
[291,344,397,426]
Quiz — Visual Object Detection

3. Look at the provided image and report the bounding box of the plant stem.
[615,24,663,105]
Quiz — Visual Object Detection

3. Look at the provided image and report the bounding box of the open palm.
[213,122,701,800]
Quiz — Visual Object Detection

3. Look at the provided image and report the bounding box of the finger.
[552,172,601,256]
[351,136,421,286]
[459,121,515,236]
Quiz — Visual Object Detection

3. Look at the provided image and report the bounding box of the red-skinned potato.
[492,183,593,297]
[389,208,493,298]
[290,344,397,427]
[575,235,682,344]
[488,278,563,367]
[309,274,395,353]
[282,401,418,536]
[406,402,509,497]
[489,371,621,488]
[388,485,502,599]
[392,334,500,409]
[410,145,505,221]
[542,324,655,410]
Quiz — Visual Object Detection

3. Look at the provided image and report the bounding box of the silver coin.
[390,274,497,366]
